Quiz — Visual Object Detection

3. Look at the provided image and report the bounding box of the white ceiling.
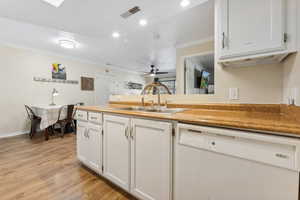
[0,0,214,72]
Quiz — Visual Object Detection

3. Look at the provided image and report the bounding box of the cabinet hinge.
[284,33,288,43]
[101,165,104,172]
[101,129,104,135]
[172,128,175,136]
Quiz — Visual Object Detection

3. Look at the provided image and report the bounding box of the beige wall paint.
[283,53,300,105]
[0,44,143,135]
[282,3,300,106]
[176,41,214,94]
[112,40,283,104]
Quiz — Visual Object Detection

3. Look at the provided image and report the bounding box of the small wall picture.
[125,81,143,90]
[81,77,94,91]
[52,63,67,80]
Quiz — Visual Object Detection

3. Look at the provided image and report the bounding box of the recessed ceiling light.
[139,19,148,26]
[59,40,77,49]
[112,32,120,38]
[42,0,65,7]
[180,0,190,8]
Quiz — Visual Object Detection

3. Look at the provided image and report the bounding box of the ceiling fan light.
[42,0,65,7]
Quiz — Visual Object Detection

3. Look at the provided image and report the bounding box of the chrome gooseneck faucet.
[140,78,172,110]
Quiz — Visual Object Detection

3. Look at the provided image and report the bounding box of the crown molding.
[175,36,214,49]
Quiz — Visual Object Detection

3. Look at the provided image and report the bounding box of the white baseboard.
[0,130,28,138]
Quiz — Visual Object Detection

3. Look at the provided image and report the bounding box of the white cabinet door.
[219,0,286,59]
[130,119,172,200]
[85,123,102,174]
[103,114,131,191]
[76,121,88,163]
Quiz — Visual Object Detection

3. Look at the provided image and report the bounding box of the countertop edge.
[76,106,300,138]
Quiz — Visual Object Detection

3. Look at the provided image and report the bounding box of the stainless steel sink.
[113,106,186,114]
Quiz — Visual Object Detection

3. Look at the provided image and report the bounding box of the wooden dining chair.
[72,107,77,134]
[25,105,41,139]
[54,105,75,137]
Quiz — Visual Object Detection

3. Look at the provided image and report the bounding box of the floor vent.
[121,6,141,19]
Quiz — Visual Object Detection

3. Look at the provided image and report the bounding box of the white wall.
[112,40,283,104]
[282,1,300,106]
[0,44,144,135]
[283,53,300,105]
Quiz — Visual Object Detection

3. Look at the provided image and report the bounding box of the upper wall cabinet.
[216,0,298,66]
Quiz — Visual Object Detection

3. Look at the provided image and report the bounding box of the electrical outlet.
[229,88,239,100]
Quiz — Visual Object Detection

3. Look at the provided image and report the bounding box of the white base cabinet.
[76,121,88,163]
[85,123,102,173]
[77,111,300,200]
[76,112,102,175]
[131,118,172,200]
[103,115,131,191]
[103,114,172,200]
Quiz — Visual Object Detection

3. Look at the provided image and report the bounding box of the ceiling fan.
[42,0,65,7]
[143,65,169,77]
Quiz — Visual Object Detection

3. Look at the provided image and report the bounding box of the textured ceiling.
[0,0,214,72]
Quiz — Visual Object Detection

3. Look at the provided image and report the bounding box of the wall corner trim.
[175,36,214,49]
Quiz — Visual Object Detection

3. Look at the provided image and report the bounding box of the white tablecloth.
[31,105,67,130]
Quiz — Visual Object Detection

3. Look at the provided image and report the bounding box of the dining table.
[31,105,67,140]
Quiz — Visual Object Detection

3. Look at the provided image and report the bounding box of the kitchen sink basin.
[112,106,186,114]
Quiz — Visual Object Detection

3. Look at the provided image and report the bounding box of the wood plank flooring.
[0,133,135,200]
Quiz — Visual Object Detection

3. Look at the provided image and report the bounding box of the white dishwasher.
[174,123,300,200]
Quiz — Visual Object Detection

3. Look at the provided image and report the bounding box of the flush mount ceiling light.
[180,0,191,8]
[42,0,65,7]
[139,19,148,27]
[59,39,77,49]
[112,32,120,38]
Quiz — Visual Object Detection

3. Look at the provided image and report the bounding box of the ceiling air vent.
[121,6,141,19]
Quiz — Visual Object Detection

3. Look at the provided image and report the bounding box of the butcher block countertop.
[77,102,300,137]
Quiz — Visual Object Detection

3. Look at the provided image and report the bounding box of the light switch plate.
[229,88,239,100]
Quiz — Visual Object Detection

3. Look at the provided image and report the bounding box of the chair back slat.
[72,107,77,119]
[25,105,37,120]
[57,105,67,121]
[58,105,74,121]
[66,105,75,121]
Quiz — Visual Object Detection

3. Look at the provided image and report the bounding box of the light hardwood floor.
[0,133,135,200]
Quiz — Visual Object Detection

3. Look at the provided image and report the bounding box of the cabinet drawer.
[76,110,88,121]
[88,112,102,124]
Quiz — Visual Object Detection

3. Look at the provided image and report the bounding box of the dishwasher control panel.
[177,124,300,171]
